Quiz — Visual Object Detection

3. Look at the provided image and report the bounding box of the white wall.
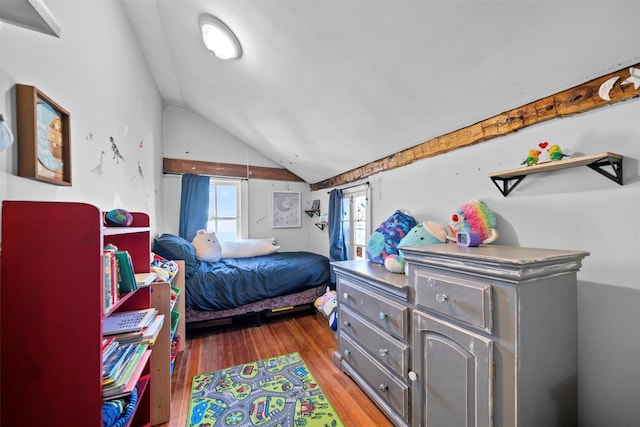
[0,1,163,235]
[160,106,317,251]
[309,98,640,427]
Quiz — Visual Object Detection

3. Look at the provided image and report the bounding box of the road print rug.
[187,352,344,427]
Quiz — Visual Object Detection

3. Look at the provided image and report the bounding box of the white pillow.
[220,238,280,259]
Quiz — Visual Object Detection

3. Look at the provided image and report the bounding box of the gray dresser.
[332,244,589,427]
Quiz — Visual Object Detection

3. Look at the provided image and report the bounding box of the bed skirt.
[185,285,326,330]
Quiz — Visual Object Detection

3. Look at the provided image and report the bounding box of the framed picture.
[311,199,320,211]
[16,84,71,186]
[272,191,301,228]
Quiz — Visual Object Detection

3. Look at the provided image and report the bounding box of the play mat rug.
[188,352,345,427]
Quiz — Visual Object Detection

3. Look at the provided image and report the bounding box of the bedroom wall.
[310,98,640,427]
[0,1,163,237]
[160,106,318,251]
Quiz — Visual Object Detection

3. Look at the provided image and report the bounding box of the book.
[134,271,157,287]
[103,308,156,336]
[114,250,137,293]
[141,314,164,345]
[103,342,138,381]
[103,344,149,398]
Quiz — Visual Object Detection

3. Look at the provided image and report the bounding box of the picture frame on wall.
[311,199,320,211]
[272,191,301,228]
[15,84,71,186]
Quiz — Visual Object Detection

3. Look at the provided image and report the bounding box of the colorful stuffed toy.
[314,287,338,330]
[384,220,448,274]
[447,200,499,244]
[191,229,222,262]
[365,210,417,265]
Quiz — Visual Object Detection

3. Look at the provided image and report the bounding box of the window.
[342,188,369,260]
[207,179,241,241]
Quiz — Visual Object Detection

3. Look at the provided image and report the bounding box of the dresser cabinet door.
[412,311,493,427]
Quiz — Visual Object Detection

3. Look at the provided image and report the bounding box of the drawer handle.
[343,321,351,328]
[343,349,350,357]
[343,292,349,300]
[379,384,388,393]
[408,371,418,382]
[378,348,388,357]
[378,312,387,320]
[435,293,449,303]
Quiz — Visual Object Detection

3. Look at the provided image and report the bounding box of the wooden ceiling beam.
[311,63,639,191]
[163,158,304,182]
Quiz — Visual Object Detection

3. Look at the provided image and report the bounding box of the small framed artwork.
[16,84,71,186]
[272,191,302,228]
[311,199,320,211]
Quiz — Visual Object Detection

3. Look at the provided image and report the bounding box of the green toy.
[384,220,447,274]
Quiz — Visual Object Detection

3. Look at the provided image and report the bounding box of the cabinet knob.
[343,292,349,300]
[343,349,350,357]
[408,371,418,382]
[379,384,388,392]
[378,348,388,357]
[435,293,449,303]
[378,312,387,320]
[343,321,351,328]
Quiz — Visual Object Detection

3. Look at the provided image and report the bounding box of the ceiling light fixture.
[200,14,242,60]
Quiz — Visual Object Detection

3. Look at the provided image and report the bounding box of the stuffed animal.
[314,287,338,330]
[365,210,417,265]
[447,200,499,244]
[384,220,448,274]
[191,229,222,262]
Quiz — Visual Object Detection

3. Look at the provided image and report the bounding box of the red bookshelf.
[0,201,168,426]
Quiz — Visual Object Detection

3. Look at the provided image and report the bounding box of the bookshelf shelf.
[0,201,173,426]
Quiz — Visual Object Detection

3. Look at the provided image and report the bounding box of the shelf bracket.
[490,175,526,197]
[314,223,327,230]
[586,157,623,185]
[304,209,321,217]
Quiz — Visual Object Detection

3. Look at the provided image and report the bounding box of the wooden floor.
[158,310,393,427]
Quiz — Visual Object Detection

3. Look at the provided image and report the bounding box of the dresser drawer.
[340,305,409,377]
[340,333,409,420]
[414,269,492,333]
[339,277,409,340]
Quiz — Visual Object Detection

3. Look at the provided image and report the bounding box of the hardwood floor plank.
[158,312,393,427]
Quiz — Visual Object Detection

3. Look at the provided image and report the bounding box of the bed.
[152,234,332,329]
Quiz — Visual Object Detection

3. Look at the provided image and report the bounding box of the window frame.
[207,178,244,241]
[341,185,370,260]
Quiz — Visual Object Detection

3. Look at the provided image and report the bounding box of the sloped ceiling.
[121,0,639,184]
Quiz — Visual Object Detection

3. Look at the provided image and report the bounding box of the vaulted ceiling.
[121,0,639,184]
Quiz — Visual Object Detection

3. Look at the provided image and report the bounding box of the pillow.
[152,234,198,275]
[220,238,280,259]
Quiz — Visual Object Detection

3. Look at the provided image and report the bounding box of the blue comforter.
[186,252,332,311]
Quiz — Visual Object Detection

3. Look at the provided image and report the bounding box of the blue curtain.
[179,174,210,242]
[328,189,347,263]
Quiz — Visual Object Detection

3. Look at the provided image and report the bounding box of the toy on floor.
[314,287,338,330]
[447,200,499,245]
[365,210,417,265]
[192,229,222,262]
[384,220,447,274]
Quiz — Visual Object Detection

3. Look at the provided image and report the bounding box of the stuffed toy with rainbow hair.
[447,200,499,244]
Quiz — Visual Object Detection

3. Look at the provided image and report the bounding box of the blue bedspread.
[186,252,332,311]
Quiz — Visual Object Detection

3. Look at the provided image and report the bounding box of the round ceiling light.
[200,14,242,60]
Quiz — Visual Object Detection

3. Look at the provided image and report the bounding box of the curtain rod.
[327,181,369,194]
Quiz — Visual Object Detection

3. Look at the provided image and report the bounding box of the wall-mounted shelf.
[488,151,623,196]
[315,222,327,230]
[305,209,321,217]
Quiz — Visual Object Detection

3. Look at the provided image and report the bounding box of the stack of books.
[102,338,150,399]
[103,308,164,345]
[102,308,165,399]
